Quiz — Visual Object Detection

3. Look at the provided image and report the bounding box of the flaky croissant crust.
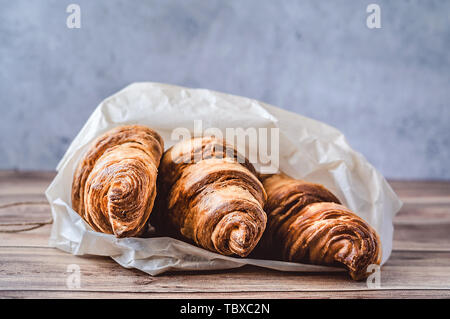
[261,174,381,280]
[153,136,267,257]
[71,125,163,238]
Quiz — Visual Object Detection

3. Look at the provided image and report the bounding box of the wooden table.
[0,171,449,299]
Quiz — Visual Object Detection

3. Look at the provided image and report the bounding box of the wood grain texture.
[2,290,450,299]
[1,248,449,292]
[0,171,449,298]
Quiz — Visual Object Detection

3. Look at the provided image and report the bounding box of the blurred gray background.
[0,0,449,179]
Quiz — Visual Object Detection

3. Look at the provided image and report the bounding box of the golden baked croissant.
[260,173,381,280]
[152,136,267,257]
[71,125,164,238]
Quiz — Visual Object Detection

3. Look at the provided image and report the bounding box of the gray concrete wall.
[0,0,449,179]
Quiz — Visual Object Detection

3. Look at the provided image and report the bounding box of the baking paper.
[46,82,402,275]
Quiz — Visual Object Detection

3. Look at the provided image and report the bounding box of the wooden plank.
[0,171,55,196]
[1,171,449,199]
[2,201,449,251]
[0,179,449,251]
[0,247,449,293]
[389,180,450,199]
[0,202,50,224]
[0,198,52,247]
[1,196,448,225]
[395,202,450,222]
[0,225,51,247]
[1,222,449,252]
[1,171,449,298]
[393,224,450,251]
[1,200,448,222]
[1,289,449,299]
[392,202,450,251]
[0,193,47,206]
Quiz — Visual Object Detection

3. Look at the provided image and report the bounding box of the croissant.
[71,125,164,238]
[260,173,381,280]
[153,136,267,257]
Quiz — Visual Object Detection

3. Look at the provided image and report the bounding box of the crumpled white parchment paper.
[46,82,402,275]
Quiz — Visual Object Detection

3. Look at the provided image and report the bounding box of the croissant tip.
[348,270,365,281]
[228,226,259,257]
